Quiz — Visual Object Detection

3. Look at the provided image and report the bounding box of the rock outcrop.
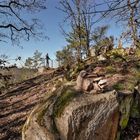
[76,70,124,94]
[22,84,119,140]
[55,90,119,140]
[22,69,140,140]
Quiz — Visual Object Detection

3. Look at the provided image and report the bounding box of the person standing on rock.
[45,53,50,68]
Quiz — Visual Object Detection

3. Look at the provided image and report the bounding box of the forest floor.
[0,69,63,140]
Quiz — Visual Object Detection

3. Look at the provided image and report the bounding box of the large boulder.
[55,90,119,140]
[22,85,119,140]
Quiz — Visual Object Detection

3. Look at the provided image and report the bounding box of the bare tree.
[0,0,47,46]
[59,0,95,59]
[127,0,139,47]
[87,0,140,48]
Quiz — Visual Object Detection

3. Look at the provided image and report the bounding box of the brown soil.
[0,69,62,140]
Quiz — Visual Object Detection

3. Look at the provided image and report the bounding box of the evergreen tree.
[65,25,87,60]
[56,46,74,67]
[92,26,114,56]
[25,57,33,69]
[25,50,44,69]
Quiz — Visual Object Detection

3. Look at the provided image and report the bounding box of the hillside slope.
[0,69,63,140]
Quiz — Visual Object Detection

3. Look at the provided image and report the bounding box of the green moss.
[107,48,128,62]
[116,96,133,140]
[130,68,140,82]
[36,94,56,125]
[119,117,129,130]
[130,104,140,118]
[113,83,125,91]
[36,94,60,134]
[130,95,140,118]
[119,96,133,130]
[113,77,137,92]
[126,81,135,91]
[53,87,79,118]
[105,65,116,74]
[135,48,140,57]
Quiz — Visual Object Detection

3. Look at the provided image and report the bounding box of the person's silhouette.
[46,53,50,67]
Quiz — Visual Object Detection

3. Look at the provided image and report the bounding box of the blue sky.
[0,0,68,65]
[0,0,122,66]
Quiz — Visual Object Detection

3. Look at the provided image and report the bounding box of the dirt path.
[0,70,61,140]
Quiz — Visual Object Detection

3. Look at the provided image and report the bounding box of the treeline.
[25,50,45,69]
[56,0,140,67]
[56,25,114,67]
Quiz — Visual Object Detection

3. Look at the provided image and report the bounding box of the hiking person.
[46,53,50,67]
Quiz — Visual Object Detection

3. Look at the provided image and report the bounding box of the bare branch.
[0,0,47,45]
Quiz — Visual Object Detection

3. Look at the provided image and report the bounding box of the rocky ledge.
[22,70,140,140]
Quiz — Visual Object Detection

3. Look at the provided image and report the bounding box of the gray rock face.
[22,86,119,140]
[55,90,119,140]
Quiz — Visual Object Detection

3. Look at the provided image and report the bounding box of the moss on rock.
[117,90,140,140]
[53,87,79,118]
[130,93,140,118]
[113,76,138,92]
[119,96,133,130]
[105,65,117,74]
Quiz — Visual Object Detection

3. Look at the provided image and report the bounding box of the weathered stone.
[76,71,93,91]
[78,70,87,78]
[22,95,59,140]
[55,90,119,140]
[93,83,101,91]
[22,87,119,140]
[89,89,97,95]
[99,84,107,89]
[76,70,87,90]
[98,79,107,85]
[82,79,93,91]
[106,74,124,87]
[93,67,103,74]
[93,77,104,82]
[86,73,98,78]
